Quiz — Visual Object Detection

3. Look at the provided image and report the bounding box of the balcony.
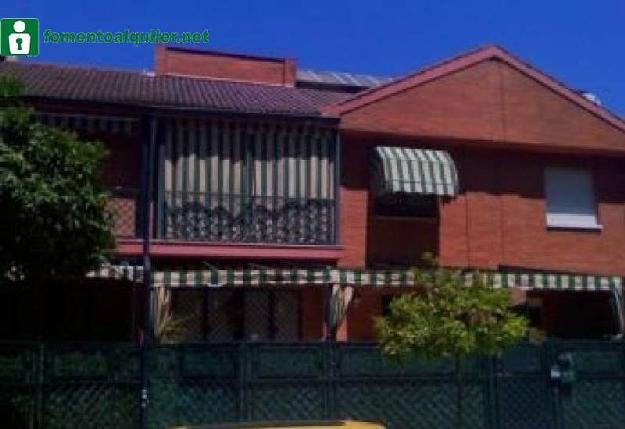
[160,191,336,245]
[108,118,339,256]
[108,188,339,259]
[108,187,140,239]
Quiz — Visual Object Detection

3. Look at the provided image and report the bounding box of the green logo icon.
[1,18,39,56]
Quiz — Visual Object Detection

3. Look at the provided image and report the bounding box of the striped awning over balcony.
[161,118,336,207]
[159,118,338,243]
[88,264,622,291]
[35,112,139,135]
[372,147,459,196]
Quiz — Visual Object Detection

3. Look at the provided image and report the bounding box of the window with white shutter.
[544,167,600,230]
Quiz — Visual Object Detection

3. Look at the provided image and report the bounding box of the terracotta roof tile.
[0,61,350,116]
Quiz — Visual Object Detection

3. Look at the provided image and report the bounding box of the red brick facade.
[339,141,625,275]
[442,149,625,275]
[337,57,625,277]
[155,46,297,86]
[27,47,625,278]
[17,45,625,341]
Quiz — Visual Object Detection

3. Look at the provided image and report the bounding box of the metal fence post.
[486,356,500,429]
[33,342,44,429]
[327,341,336,419]
[238,342,247,421]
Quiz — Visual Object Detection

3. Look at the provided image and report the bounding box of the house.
[1,45,624,342]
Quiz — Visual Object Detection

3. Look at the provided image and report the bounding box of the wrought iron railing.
[160,192,336,245]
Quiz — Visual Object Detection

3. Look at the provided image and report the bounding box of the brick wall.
[444,148,625,275]
[339,138,625,276]
[339,59,625,154]
[300,288,325,340]
[339,288,412,341]
[155,46,296,86]
[339,141,371,267]
[339,138,443,268]
[338,56,625,276]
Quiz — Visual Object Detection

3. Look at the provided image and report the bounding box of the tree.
[0,79,114,284]
[376,260,528,429]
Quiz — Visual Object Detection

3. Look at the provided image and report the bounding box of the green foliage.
[0,102,115,283]
[156,314,194,343]
[0,74,23,100]
[376,262,528,360]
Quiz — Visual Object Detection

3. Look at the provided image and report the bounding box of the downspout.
[139,114,157,429]
[334,129,341,245]
[141,114,157,341]
[324,284,335,341]
[327,127,341,341]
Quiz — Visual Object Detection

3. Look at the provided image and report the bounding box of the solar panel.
[297,69,393,88]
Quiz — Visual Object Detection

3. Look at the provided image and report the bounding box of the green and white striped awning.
[472,271,622,292]
[87,266,413,287]
[35,112,139,135]
[373,147,459,196]
[88,265,622,291]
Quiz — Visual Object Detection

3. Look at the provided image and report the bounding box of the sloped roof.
[324,45,625,133]
[0,61,351,117]
[297,69,393,89]
[3,46,624,133]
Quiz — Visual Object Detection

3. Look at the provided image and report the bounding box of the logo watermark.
[1,17,209,56]
[1,18,40,56]
[43,29,209,45]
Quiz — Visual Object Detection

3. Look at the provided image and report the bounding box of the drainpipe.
[324,284,335,341]
[139,114,157,429]
[333,129,341,245]
[141,115,157,341]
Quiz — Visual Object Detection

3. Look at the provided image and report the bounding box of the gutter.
[20,95,342,124]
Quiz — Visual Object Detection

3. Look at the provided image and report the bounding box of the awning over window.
[88,265,622,291]
[373,146,459,196]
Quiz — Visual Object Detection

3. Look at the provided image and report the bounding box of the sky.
[6,0,625,116]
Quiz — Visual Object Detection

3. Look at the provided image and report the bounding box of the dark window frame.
[374,192,439,219]
[171,288,303,342]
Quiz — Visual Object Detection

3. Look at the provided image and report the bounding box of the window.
[381,295,394,317]
[544,167,600,229]
[171,289,301,342]
[375,193,438,218]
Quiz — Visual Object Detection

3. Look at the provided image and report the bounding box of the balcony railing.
[108,187,140,239]
[160,192,336,245]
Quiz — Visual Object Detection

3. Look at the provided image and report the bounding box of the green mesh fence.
[0,342,38,429]
[1,340,625,429]
[549,341,625,429]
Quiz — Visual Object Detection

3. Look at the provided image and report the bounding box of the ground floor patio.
[0,264,624,429]
[1,263,622,343]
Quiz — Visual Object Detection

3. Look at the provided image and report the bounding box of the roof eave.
[22,95,341,124]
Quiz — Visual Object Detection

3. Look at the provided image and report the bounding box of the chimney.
[154,46,296,86]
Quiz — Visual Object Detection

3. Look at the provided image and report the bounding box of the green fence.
[1,340,625,429]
